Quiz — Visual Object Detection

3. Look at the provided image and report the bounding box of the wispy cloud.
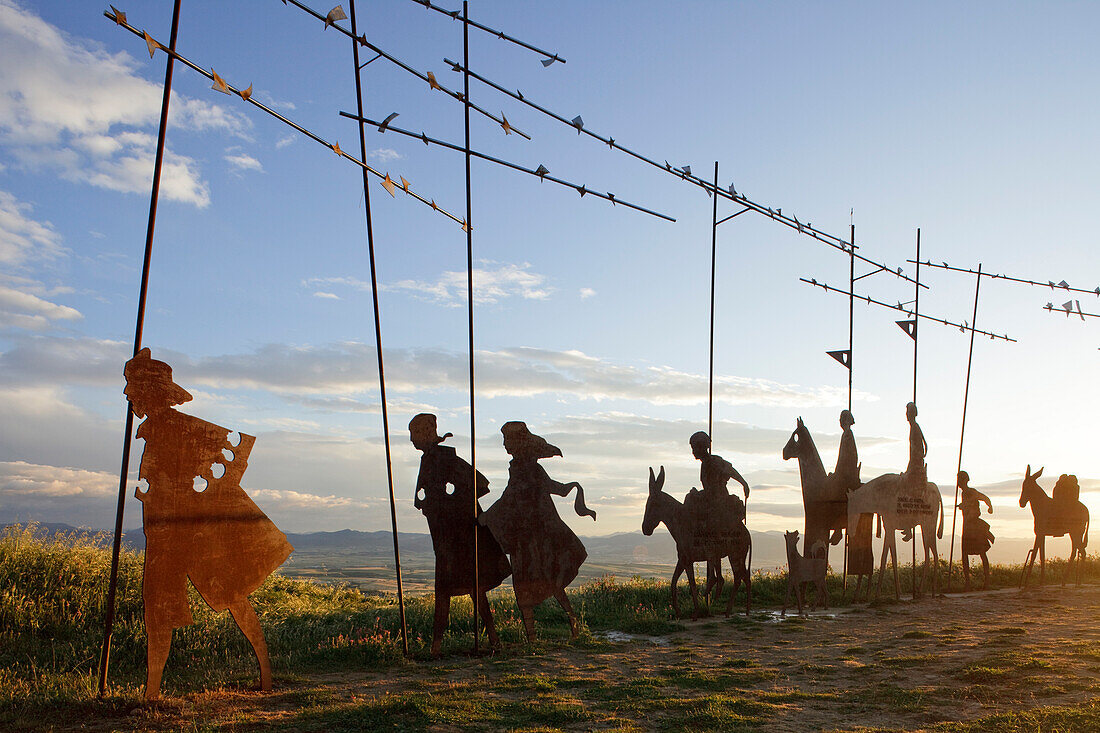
[224,149,263,175]
[0,190,64,266]
[383,261,553,307]
[370,148,403,163]
[579,287,596,299]
[0,0,250,207]
[275,135,295,149]
[312,291,340,300]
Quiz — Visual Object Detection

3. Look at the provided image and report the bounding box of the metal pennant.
[325,5,347,28]
[210,70,230,94]
[381,173,396,197]
[143,30,159,58]
[826,349,852,370]
[896,319,917,340]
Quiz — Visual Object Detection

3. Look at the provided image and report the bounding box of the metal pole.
[708,161,718,440]
[912,229,920,598]
[947,264,982,592]
[463,0,480,653]
[97,0,182,697]
[843,225,853,593]
[348,0,408,656]
[848,224,855,414]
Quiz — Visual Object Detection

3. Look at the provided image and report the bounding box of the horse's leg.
[477,591,500,648]
[686,562,703,620]
[875,536,890,599]
[1022,539,1039,589]
[890,536,901,600]
[962,554,972,592]
[520,605,536,643]
[1039,539,1046,586]
[724,556,738,617]
[980,553,990,591]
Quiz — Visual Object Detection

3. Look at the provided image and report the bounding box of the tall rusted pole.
[843,223,854,592]
[98,0,182,697]
[348,0,408,655]
[912,229,920,598]
[947,263,982,592]
[462,0,480,652]
[708,161,718,440]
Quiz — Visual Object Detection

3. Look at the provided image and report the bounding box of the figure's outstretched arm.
[547,478,596,519]
[976,489,993,514]
[729,466,750,498]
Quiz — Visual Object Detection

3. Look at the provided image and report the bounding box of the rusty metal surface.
[125,349,291,700]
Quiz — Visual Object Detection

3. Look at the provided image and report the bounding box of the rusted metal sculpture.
[781,530,828,615]
[480,422,594,641]
[781,415,859,557]
[124,349,292,700]
[1019,465,1089,587]
[688,431,750,599]
[956,470,995,591]
[409,414,511,656]
[642,466,751,618]
[846,407,944,602]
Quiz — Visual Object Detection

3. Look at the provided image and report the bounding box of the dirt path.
[113,585,1100,731]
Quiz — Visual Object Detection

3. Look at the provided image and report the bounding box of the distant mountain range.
[4,520,1044,585]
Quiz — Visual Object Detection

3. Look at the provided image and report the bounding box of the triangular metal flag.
[534,164,549,178]
[380,173,396,197]
[571,115,584,132]
[826,349,851,370]
[400,176,410,192]
[109,6,126,25]
[240,84,253,101]
[143,30,160,58]
[896,319,917,340]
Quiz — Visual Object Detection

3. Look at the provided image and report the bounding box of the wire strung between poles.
[105,9,469,229]
[405,0,565,65]
[278,0,531,139]
[444,57,924,288]
[909,260,1100,298]
[799,278,1015,342]
[339,112,676,222]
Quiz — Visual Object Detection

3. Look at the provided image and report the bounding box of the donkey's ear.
[657,465,666,489]
[1035,466,1044,479]
[797,416,804,428]
[649,466,655,485]
[1026,464,1031,478]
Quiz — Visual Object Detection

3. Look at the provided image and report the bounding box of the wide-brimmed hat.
[501,421,561,459]
[124,348,192,406]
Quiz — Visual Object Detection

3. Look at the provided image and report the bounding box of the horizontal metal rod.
[1044,303,1100,319]
[340,111,675,222]
[279,0,531,139]
[406,0,564,64]
[106,9,467,228]
[909,259,1100,297]
[716,207,751,226]
[800,277,1016,342]
[445,58,929,290]
[853,264,886,282]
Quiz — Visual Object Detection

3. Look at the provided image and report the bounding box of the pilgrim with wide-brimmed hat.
[124,348,291,700]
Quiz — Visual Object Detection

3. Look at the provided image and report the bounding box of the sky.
[1,0,1097,552]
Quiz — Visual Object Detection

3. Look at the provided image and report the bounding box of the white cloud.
[0,284,81,330]
[0,0,249,207]
[275,135,295,149]
[0,190,64,265]
[369,148,403,163]
[579,287,596,299]
[382,261,553,307]
[312,291,340,300]
[0,460,115,499]
[224,149,263,175]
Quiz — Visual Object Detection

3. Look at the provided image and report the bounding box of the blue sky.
[1,0,1097,549]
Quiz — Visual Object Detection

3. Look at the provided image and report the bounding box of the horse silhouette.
[642,466,751,618]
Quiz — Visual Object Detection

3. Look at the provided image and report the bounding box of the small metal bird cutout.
[377,112,399,132]
[325,5,347,28]
[110,6,126,25]
[1059,280,1070,289]
[331,141,342,156]
[427,72,441,90]
[500,114,512,135]
[535,164,549,178]
[571,115,584,133]
[240,84,253,101]
[210,70,230,95]
[400,176,410,193]
[381,174,396,197]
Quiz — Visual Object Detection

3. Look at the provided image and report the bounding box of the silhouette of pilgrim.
[408,413,511,656]
[685,431,749,547]
[957,470,995,590]
[836,410,873,579]
[125,348,292,700]
[479,421,595,641]
[834,409,860,492]
[903,402,927,492]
